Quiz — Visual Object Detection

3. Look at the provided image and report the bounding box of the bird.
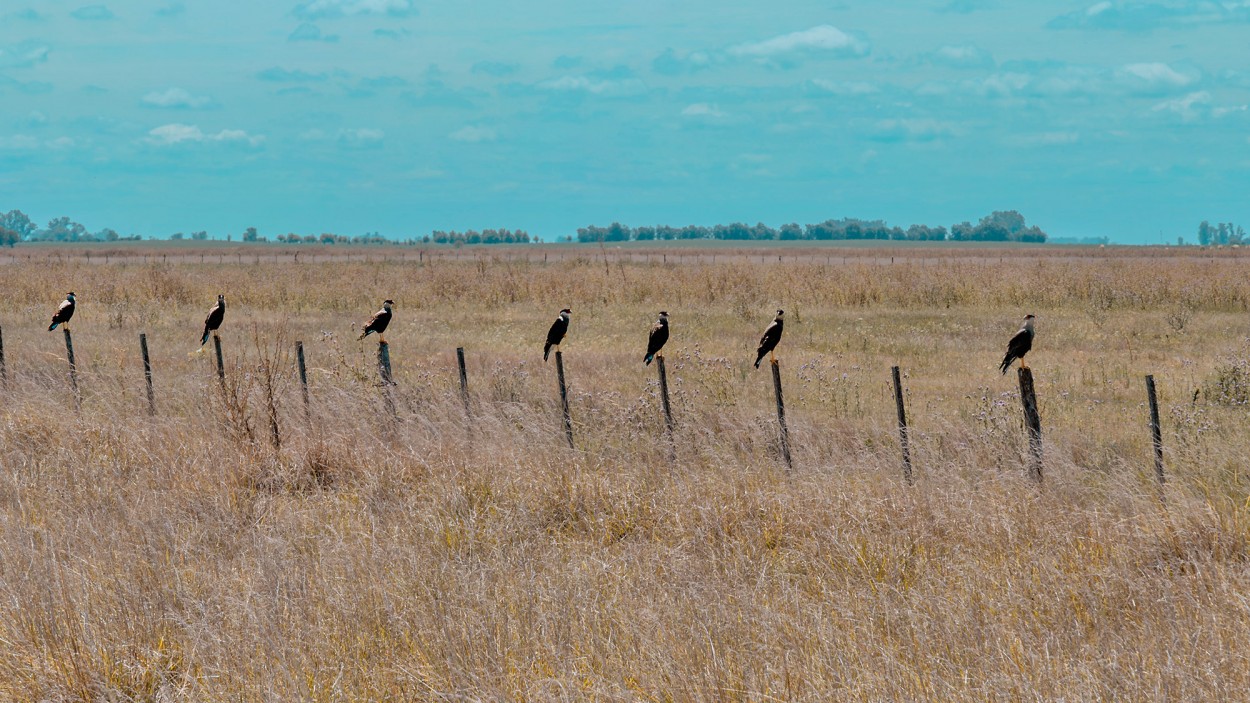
[48,292,75,332]
[754,309,784,369]
[999,314,1036,374]
[644,311,669,365]
[199,294,226,348]
[358,299,394,344]
[544,308,571,362]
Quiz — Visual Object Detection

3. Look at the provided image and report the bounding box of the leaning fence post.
[0,323,7,387]
[140,333,155,416]
[1017,367,1043,482]
[656,355,675,438]
[771,360,793,471]
[892,366,914,485]
[212,333,225,386]
[1146,374,1166,488]
[555,351,574,448]
[63,328,81,409]
[296,341,310,421]
[456,347,471,420]
[377,341,397,418]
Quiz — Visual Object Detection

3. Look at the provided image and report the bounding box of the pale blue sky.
[2,0,1248,242]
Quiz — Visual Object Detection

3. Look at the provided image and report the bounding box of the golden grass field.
[1,245,1249,701]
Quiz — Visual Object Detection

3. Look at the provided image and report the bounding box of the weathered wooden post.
[771,360,793,471]
[139,333,155,416]
[1146,374,1166,488]
[555,351,574,448]
[892,366,913,485]
[64,328,81,409]
[456,346,471,419]
[0,323,7,387]
[1017,367,1043,482]
[212,333,225,386]
[656,355,675,437]
[377,341,397,418]
[296,341,310,421]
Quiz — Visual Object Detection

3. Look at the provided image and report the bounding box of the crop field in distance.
[1,244,1249,700]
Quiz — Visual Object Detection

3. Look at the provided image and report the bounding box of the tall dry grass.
[1,249,1249,700]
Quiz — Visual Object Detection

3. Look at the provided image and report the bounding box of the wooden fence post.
[377,341,397,418]
[892,366,914,485]
[656,355,675,438]
[555,351,574,449]
[1146,375,1166,488]
[62,328,81,409]
[213,333,225,386]
[0,323,6,388]
[140,333,155,416]
[296,341,310,421]
[771,360,793,471]
[456,346,471,419]
[1018,367,1043,482]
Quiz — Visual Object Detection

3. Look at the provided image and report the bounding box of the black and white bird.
[999,314,1036,374]
[754,309,784,369]
[544,308,571,362]
[644,311,669,366]
[358,299,394,344]
[48,292,75,332]
[199,294,226,348]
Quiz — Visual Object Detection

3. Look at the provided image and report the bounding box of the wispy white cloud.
[729,25,869,61]
[146,123,264,146]
[293,0,416,20]
[1048,0,1250,30]
[871,118,956,142]
[338,127,384,147]
[142,87,214,109]
[918,44,994,69]
[289,22,339,42]
[449,125,497,143]
[0,41,51,68]
[71,4,115,21]
[1116,62,1196,93]
[257,67,329,82]
[808,79,880,95]
[680,103,726,118]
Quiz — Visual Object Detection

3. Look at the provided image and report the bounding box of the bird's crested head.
[775,309,784,319]
[560,308,571,316]
[218,294,225,302]
[383,299,395,308]
[67,292,76,301]
[658,311,668,319]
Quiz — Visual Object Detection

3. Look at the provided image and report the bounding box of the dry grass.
[2,248,1249,701]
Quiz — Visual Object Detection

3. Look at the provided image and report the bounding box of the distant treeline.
[575,211,1047,244]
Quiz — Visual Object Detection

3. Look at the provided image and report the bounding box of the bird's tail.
[999,354,1013,375]
[754,356,762,369]
[200,328,210,347]
[644,353,654,365]
[357,330,369,341]
[544,344,552,362]
[48,322,58,331]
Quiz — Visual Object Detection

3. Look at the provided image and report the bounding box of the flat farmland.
[1,245,1249,701]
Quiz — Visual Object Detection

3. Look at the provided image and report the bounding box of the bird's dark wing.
[364,309,391,334]
[545,317,567,346]
[645,323,668,360]
[1006,328,1033,358]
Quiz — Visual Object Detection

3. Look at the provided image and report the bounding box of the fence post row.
[63,328,81,410]
[555,351,574,449]
[1017,367,1043,482]
[892,366,913,485]
[140,333,155,416]
[771,360,793,472]
[1145,375,1166,488]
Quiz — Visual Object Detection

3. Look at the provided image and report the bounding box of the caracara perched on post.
[999,314,1035,374]
[754,309,784,369]
[199,294,226,348]
[544,308,571,362]
[358,299,394,344]
[48,292,75,332]
[644,311,669,365]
